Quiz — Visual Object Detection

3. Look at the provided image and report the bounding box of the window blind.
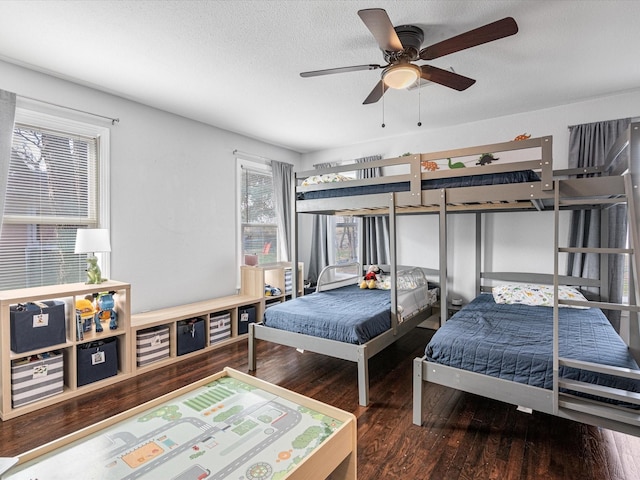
[239,164,278,263]
[0,122,99,289]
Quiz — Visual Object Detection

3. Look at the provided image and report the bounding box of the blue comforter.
[426,294,640,397]
[263,285,391,344]
[298,170,539,200]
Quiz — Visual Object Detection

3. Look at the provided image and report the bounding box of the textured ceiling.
[0,1,639,153]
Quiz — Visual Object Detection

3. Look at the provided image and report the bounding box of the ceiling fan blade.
[300,64,383,78]
[419,17,518,60]
[358,8,403,52]
[363,80,389,105]
[420,65,476,91]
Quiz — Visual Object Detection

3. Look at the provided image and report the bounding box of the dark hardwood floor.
[2,327,639,479]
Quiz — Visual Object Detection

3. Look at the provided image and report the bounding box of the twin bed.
[249,123,640,436]
[249,263,438,406]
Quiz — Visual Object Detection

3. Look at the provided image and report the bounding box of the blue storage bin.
[177,318,205,356]
[77,337,118,386]
[10,300,66,353]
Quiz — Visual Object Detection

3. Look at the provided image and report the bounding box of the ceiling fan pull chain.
[381,82,386,128]
[417,84,422,127]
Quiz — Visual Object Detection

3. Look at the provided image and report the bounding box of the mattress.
[263,283,436,344]
[298,170,540,200]
[425,294,640,401]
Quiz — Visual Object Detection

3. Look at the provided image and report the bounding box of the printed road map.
[5,377,343,480]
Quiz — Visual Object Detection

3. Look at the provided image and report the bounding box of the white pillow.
[301,173,350,186]
[492,284,589,308]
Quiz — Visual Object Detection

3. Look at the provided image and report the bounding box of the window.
[330,216,360,265]
[0,108,109,289]
[329,168,360,265]
[238,160,278,264]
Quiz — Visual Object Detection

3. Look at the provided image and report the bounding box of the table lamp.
[74,228,111,284]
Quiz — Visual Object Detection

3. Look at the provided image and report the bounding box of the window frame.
[1,103,110,286]
[236,158,279,270]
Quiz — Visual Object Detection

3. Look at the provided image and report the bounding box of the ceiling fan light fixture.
[382,64,421,89]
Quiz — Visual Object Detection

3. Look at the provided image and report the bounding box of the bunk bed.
[408,122,640,437]
[250,123,640,432]
[249,134,562,407]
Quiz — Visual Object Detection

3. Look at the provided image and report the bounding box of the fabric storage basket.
[77,337,118,387]
[284,268,293,294]
[209,312,231,345]
[136,326,170,367]
[11,352,64,408]
[10,300,66,353]
[237,305,256,335]
[177,318,205,356]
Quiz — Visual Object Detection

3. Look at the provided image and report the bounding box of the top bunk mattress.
[425,294,640,398]
[263,283,437,344]
[297,170,540,200]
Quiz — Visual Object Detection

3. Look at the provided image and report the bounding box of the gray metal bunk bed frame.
[248,124,640,424]
[410,122,640,437]
[249,133,559,407]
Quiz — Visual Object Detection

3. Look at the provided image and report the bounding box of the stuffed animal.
[360,265,382,289]
[476,153,499,165]
[513,133,531,141]
[421,160,439,171]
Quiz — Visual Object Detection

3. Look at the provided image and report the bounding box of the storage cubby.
[129,294,261,375]
[0,280,131,420]
[0,268,299,419]
[240,262,304,307]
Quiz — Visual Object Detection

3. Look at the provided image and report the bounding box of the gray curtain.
[307,214,329,284]
[0,90,17,233]
[271,160,293,261]
[567,118,631,329]
[306,162,335,284]
[356,155,389,265]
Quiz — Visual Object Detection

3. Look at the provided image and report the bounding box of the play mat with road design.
[4,377,343,480]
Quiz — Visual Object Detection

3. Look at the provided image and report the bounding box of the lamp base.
[85,257,107,284]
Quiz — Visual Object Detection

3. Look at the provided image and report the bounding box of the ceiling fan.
[300,8,518,104]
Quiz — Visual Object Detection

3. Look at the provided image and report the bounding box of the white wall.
[0,60,302,313]
[3,57,638,309]
[299,89,640,303]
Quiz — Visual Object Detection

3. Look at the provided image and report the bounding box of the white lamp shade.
[74,228,111,254]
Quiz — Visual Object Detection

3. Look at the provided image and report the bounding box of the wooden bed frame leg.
[412,357,424,426]
[248,323,257,371]
[357,348,369,406]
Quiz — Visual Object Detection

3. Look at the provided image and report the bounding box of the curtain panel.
[0,90,17,233]
[356,155,389,266]
[567,118,631,329]
[271,160,293,262]
[306,162,335,284]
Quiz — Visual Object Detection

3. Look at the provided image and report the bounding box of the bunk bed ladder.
[553,171,640,429]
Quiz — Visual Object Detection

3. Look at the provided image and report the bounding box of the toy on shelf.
[94,291,118,332]
[86,257,106,284]
[75,297,96,340]
[264,284,282,296]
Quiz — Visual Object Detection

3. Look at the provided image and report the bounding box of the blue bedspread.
[426,294,640,397]
[263,285,391,344]
[298,170,539,200]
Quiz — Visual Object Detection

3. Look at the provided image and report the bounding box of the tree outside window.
[239,165,278,264]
